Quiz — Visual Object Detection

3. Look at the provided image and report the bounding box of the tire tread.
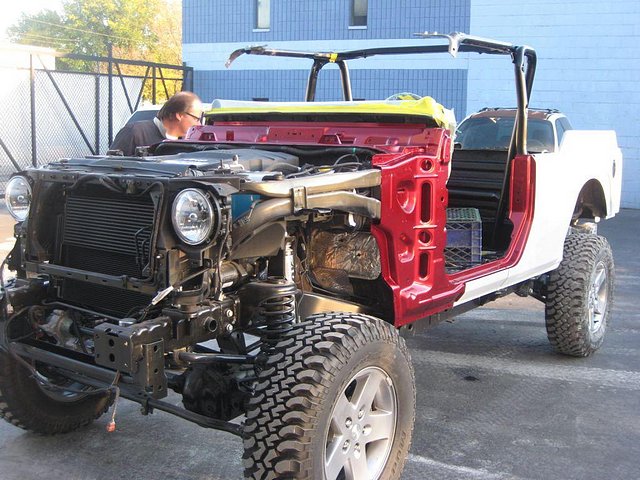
[242,313,414,480]
[545,233,614,357]
[0,351,111,435]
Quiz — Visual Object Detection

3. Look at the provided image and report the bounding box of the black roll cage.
[226,32,537,159]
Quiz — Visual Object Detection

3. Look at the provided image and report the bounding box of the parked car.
[455,107,573,152]
[1,33,622,480]
[123,104,161,125]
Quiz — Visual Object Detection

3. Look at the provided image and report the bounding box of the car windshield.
[456,116,555,152]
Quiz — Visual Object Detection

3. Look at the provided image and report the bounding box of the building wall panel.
[195,68,467,115]
[183,0,470,44]
[469,0,640,207]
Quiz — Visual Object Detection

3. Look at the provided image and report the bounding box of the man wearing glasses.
[110,91,203,156]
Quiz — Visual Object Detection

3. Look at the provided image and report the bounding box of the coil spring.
[258,280,297,355]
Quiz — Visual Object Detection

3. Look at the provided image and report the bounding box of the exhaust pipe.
[239,169,381,197]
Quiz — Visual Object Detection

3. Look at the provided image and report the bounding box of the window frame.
[255,0,270,31]
[555,117,572,148]
[349,0,368,28]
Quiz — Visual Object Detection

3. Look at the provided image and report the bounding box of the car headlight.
[171,188,215,245]
[5,176,32,221]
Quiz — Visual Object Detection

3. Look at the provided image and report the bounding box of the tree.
[6,9,71,52]
[8,0,182,99]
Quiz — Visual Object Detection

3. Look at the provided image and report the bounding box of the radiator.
[61,194,156,277]
[58,193,156,315]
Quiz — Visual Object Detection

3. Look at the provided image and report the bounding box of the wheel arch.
[572,179,608,220]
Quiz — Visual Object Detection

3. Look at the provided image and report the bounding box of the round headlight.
[171,188,215,245]
[5,176,32,221]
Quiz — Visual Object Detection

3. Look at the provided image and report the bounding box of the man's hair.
[157,91,200,121]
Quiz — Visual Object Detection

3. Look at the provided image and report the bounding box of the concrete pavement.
[0,208,638,480]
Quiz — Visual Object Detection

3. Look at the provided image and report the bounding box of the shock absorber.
[283,236,295,283]
[259,280,297,355]
[239,279,298,356]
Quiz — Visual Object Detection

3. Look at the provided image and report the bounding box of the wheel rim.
[587,261,608,335]
[324,366,397,480]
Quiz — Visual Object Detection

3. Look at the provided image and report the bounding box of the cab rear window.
[456,117,554,152]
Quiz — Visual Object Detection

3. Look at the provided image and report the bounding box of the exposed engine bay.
[3,142,390,420]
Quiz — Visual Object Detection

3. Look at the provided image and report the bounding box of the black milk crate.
[445,208,482,271]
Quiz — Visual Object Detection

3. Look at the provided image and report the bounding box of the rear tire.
[545,233,614,356]
[0,351,112,434]
[243,312,415,480]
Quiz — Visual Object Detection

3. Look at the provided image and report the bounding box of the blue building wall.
[183,0,471,115]
[184,0,470,44]
[183,1,640,207]
[468,0,640,208]
[194,68,467,114]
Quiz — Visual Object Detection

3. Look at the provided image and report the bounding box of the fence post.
[182,62,191,91]
[152,66,157,104]
[107,43,113,146]
[29,54,37,167]
[95,70,100,155]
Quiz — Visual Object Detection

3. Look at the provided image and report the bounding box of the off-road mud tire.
[0,351,112,434]
[243,312,415,480]
[545,233,614,357]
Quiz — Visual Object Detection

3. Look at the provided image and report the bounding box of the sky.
[0,1,64,41]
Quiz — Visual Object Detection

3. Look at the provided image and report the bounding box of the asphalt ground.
[0,208,638,480]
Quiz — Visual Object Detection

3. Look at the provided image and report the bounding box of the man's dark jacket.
[110,120,164,156]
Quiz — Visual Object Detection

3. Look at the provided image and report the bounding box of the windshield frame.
[226,32,537,158]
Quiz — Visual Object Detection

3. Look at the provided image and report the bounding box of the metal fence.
[0,48,193,192]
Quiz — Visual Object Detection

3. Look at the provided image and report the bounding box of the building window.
[256,0,270,30]
[350,0,368,27]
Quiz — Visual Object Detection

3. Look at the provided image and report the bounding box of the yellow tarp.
[207,97,455,130]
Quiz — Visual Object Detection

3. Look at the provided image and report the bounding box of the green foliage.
[8,0,181,70]
[8,10,69,50]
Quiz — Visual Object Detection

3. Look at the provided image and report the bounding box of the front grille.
[61,194,156,277]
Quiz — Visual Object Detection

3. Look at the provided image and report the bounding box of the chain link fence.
[0,49,193,193]
[0,70,32,182]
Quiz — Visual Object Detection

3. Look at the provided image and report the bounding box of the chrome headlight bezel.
[171,188,217,246]
[4,175,32,222]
